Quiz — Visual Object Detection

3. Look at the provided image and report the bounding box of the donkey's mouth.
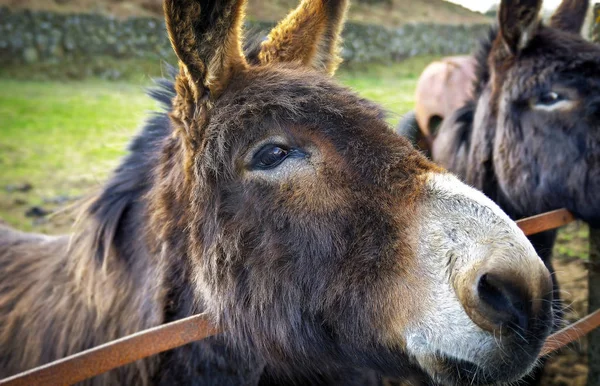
[431,352,538,386]
[436,356,496,385]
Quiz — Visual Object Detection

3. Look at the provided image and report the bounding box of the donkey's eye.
[250,145,299,170]
[537,91,564,105]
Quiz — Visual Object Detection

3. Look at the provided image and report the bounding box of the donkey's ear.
[549,0,589,34]
[164,0,247,101]
[258,0,348,76]
[499,0,542,54]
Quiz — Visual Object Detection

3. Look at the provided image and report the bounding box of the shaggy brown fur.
[0,1,554,385]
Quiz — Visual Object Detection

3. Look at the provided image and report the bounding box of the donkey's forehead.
[228,65,384,112]
[492,27,600,95]
[210,65,388,140]
[531,27,600,58]
[502,27,600,71]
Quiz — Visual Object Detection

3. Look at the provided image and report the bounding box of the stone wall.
[0,7,490,66]
[341,22,489,63]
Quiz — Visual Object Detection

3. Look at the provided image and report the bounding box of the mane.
[70,66,177,265]
[435,25,496,157]
[431,26,495,149]
[471,25,496,102]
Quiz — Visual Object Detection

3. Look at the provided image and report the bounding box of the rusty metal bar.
[516,208,575,236]
[540,309,600,357]
[0,313,219,386]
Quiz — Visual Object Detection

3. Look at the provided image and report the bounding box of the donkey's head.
[476,0,600,224]
[154,1,553,384]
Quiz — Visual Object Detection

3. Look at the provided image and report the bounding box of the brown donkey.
[1,1,553,385]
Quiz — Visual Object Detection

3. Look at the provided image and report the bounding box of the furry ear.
[164,0,248,101]
[498,0,542,54]
[258,0,349,75]
[549,0,589,34]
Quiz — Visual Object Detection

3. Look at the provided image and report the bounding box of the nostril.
[477,273,529,332]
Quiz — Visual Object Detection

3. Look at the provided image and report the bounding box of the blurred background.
[0,1,596,384]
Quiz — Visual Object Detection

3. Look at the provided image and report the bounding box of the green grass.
[0,79,157,189]
[0,57,176,83]
[0,79,159,230]
[555,222,590,260]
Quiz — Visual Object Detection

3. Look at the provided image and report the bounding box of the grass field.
[0,57,438,232]
[0,80,159,230]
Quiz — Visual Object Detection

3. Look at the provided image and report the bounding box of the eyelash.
[249,144,306,170]
[537,91,565,106]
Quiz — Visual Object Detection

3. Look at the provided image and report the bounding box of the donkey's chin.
[431,354,538,386]
[409,340,543,385]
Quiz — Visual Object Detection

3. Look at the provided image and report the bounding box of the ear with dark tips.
[549,0,589,34]
[164,0,248,102]
[258,0,349,76]
[499,0,543,54]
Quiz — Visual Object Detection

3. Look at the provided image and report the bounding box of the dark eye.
[537,91,564,106]
[250,144,292,170]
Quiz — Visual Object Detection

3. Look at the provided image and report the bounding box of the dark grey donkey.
[432,0,599,382]
[436,0,599,226]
